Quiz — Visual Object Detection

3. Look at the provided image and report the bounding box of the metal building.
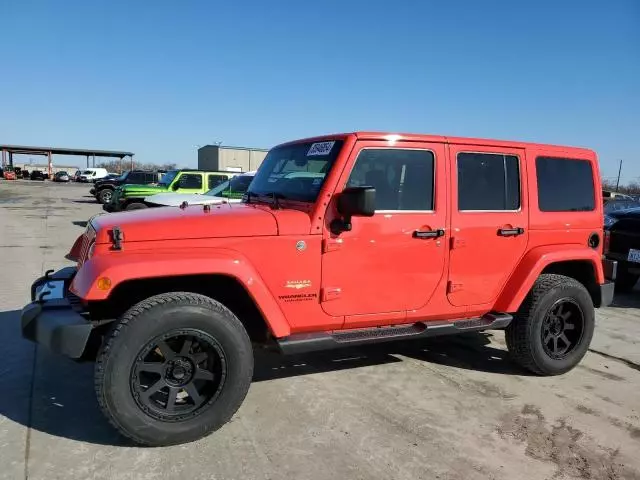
[198,145,268,173]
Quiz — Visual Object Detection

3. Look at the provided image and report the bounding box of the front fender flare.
[69,248,291,337]
[494,245,604,313]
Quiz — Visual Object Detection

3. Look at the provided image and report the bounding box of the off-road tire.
[614,269,638,293]
[505,274,594,376]
[95,292,253,446]
[97,188,114,204]
[125,201,147,210]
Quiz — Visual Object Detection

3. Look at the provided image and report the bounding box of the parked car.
[53,171,70,182]
[2,167,17,180]
[30,170,47,181]
[91,170,165,204]
[77,168,111,183]
[22,169,30,179]
[22,133,616,446]
[604,199,640,228]
[604,206,640,292]
[104,169,236,212]
[144,171,256,207]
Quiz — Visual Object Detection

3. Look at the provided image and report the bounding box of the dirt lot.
[1,180,639,480]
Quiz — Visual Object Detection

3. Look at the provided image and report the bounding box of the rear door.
[208,173,229,190]
[448,145,529,306]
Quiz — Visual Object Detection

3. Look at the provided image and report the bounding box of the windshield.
[159,170,178,186]
[205,174,254,197]
[247,140,344,202]
[81,170,93,175]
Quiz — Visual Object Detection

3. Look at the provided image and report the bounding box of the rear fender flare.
[494,245,604,312]
[70,248,291,337]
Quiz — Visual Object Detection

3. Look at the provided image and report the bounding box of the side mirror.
[331,186,376,234]
[172,182,180,191]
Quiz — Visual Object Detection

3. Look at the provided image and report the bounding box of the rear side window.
[457,153,520,211]
[536,157,595,212]
[208,174,228,189]
[179,173,203,189]
[346,149,435,211]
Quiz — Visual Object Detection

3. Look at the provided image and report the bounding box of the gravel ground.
[0,180,639,480]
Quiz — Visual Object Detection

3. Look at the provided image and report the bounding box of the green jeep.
[103,170,236,212]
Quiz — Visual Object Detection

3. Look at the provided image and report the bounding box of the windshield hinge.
[109,226,124,251]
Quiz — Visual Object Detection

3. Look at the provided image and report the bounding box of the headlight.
[604,215,618,229]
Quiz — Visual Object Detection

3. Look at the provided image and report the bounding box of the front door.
[321,141,448,327]
[447,145,529,306]
[174,172,204,193]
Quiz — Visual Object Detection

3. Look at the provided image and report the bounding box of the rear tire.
[125,201,147,210]
[615,269,638,293]
[95,292,254,446]
[505,274,594,376]
[97,188,114,204]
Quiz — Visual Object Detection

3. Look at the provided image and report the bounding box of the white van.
[78,168,110,183]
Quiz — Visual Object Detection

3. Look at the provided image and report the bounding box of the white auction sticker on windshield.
[307,141,335,156]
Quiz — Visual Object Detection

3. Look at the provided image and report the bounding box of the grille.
[77,224,96,266]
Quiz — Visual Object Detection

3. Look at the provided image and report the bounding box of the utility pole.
[615,159,623,192]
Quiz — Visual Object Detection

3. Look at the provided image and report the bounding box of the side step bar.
[277,313,512,356]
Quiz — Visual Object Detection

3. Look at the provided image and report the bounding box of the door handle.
[497,227,525,237]
[413,229,445,239]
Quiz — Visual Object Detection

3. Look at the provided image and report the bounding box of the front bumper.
[21,267,92,358]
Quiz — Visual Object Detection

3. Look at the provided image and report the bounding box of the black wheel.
[505,274,594,376]
[614,269,638,293]
[95,292,253,446]
[97,188,114,204]
[125,201,148,210]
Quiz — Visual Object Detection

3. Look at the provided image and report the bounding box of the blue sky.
[1,0,638,181]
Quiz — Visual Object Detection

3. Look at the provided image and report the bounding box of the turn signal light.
[97,277,112,291]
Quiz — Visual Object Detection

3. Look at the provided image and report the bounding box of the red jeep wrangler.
[21,132,616,446]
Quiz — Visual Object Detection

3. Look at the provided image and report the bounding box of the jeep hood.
[90,203,309,243]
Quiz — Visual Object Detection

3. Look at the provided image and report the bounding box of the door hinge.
[322,238,343,253]
[447,281,463,293]
[450,237,466,250]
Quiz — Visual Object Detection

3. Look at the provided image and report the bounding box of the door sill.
[277,312,512,355]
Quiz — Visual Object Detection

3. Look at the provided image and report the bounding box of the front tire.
[97,188,114,204]
[95,292,254,446]
[505,274,594,376]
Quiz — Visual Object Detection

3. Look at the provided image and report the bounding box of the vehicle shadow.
[0,308,526,447]
[609,291,640,309]
[71,200,98,204]
[72,221,88,228]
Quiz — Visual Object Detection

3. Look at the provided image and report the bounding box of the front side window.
[536,157,595,212]
[457,153,520,211]
[247,140,344,202]
[346,149,435,211]
[178,173,203,189]
[128,172,145,183]
[159,170,178,186]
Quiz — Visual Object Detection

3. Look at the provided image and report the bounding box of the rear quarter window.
[536,157,595,212]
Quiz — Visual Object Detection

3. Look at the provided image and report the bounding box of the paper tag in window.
[307,141,335,156]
